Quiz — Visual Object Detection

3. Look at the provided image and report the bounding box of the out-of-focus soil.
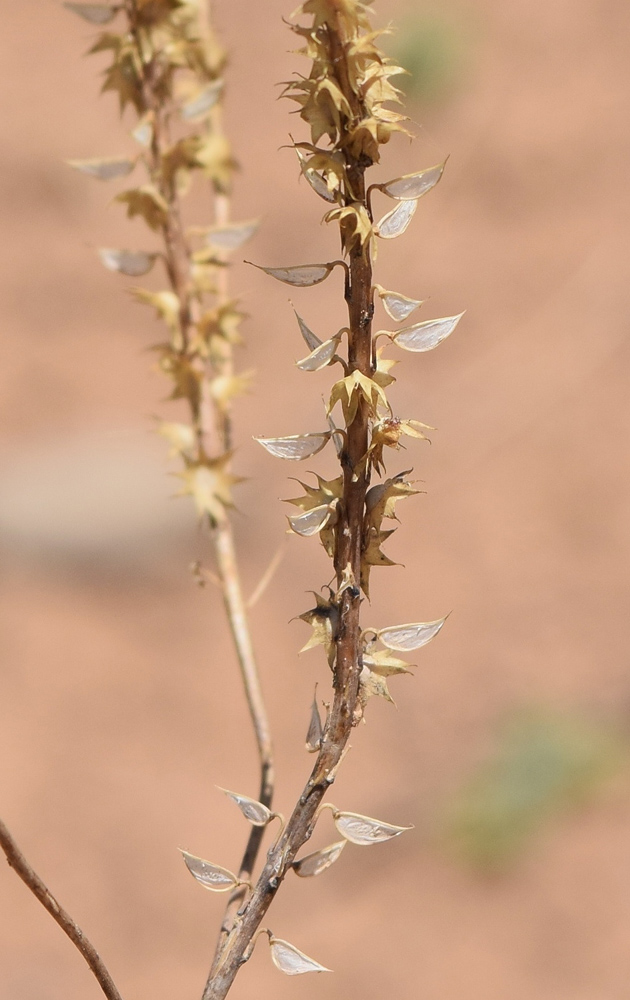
[2,1,630,998]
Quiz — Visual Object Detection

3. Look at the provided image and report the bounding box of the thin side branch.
[0,818,124,1000]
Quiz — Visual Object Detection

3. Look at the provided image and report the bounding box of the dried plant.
[0,1,461,998]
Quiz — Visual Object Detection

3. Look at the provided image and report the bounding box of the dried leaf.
[299,594,339,667]
[178,458,238,524]
[333,810,412,846]
[359,666,395,706]
[252,262,337,287]
[294,310,322,351]
[305,693,323,753]
[269,937,331,975]
[296,333,341,372]
[181,80,224,120]
[377,618,447,651]
[375,197,417,239]
[379,161,445,200]
[67,156,135,181]
[363,649,413,676]
[98,248,157,276]
[64,2,118,23]
[392,313,464,352]
[220,788,271,826]
[180,850,239,892]
[157,421,195,457]
[255,431,331,461]
[288,503,336,537]
[204,220,259,252]
[116,185,169,231]
[374,284,423,323]
[293,841,346,877]
[130,288,180,333]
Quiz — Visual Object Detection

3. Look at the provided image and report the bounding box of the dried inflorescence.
[256,0,461,715]
[68,0,255,525]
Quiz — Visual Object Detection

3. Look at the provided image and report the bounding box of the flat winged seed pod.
[333,810,413,846]
[296,334,341,371]
[376,198,418,239]
[269,937,332,976]
[392,312,464,352]
[219,788,272,826]
[294,310,322,351]
[255,431,331,460]
[303,167,337,202]
[377,618,447,651]
[253,262,337,287]
[203,220,259,252]
[181,80,224,120]
[293,841,346,877]
[63,2,118,23]
[180,850,240,892]
[288,503,336,537]
[305,694,323,752]
[67,157,136,181]
[379,162,446,200]
[98,248,157,277]
[375,284,423,323]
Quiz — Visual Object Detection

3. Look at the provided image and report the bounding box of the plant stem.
[0,819,124,1000]
[201,16,373,998]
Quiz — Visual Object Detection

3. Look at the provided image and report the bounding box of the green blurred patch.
[384,12,466,105]
[442,709,626,873]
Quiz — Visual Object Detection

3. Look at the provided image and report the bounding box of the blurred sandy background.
[2,1,630,998]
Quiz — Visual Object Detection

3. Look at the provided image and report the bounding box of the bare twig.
[0,818,124,1000]
[246,542,286,609]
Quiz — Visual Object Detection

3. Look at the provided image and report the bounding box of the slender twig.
[125,0,275,960]
[0,818,124,1000]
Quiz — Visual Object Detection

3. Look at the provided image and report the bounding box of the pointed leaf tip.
[377,617,447,651]
[294,310,322,351]
[219,787,271,826]
[293,841,346,877]
[269,937,332,975]
[392,313,464,352]
[180,850,239,892]
[333,810,413,846]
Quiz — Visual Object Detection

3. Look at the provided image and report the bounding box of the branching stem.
[0,819,124,1000]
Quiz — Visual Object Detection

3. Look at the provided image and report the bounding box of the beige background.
[2,1,630,998]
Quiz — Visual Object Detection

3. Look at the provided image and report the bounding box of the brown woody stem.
[0,819,124,1000]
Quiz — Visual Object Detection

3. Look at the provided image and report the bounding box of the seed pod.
[296,333,342,371]
[98,248,157,276]
[374,284,423,323]
[333,810,413,846]
[255,431,331,461]
[219,788,272,826]
[377,618,447,651]
[375,198,418,239]
[64,2,118,24]
[269,936,331,975]
[180,850,240,892]
[252,262,337,287]
[378,161,445,200]
[293,841,346,877]
[305,692,323,753]
[392,313,464,352]
[181,80,224,120]
[67,157,136,181]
